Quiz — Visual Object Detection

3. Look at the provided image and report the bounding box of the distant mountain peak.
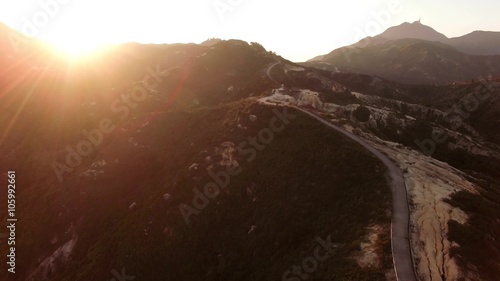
[378,21,449,42]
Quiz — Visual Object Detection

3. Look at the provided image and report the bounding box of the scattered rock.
[218,142,239,167]
[248,225,257,234]
[163,194,172,201]
[91,159,107,168]
[189,163,199,171]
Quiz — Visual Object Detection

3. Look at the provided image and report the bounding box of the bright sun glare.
[40,19,113,59]
[46,35,108,59]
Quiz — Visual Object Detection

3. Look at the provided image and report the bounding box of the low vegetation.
[0,98,394,280]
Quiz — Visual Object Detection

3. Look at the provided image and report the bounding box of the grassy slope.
[1,101,393,280]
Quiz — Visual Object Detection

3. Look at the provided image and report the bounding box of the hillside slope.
[0,35,395,280]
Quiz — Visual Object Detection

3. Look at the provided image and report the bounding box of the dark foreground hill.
[0,32,394,280]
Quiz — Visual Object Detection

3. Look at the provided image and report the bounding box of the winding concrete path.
[265,60,417,281]
[266,59,281,85]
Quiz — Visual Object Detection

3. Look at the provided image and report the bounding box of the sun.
[48,38,106,59]
[44,33,109,60]
[53,40,103,57]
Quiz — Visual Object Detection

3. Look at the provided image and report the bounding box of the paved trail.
[266,59,281,85]
[265,60,418,281]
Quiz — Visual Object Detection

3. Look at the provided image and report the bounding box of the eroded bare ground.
[364,136,478,281]
[353,224,396,281]
[355,225,385,269]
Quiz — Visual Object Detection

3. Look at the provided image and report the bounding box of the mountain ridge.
[308,21,500,61]
[304,21,500,84]
[379,21,449,42]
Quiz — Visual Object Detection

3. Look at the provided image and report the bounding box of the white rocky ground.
[259,87,489,280]
[365,134,477,281]
[283,64,305,73]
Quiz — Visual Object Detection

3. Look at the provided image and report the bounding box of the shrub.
[353,106,371,122]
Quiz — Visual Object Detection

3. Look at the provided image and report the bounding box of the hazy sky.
[1,0,499,61]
